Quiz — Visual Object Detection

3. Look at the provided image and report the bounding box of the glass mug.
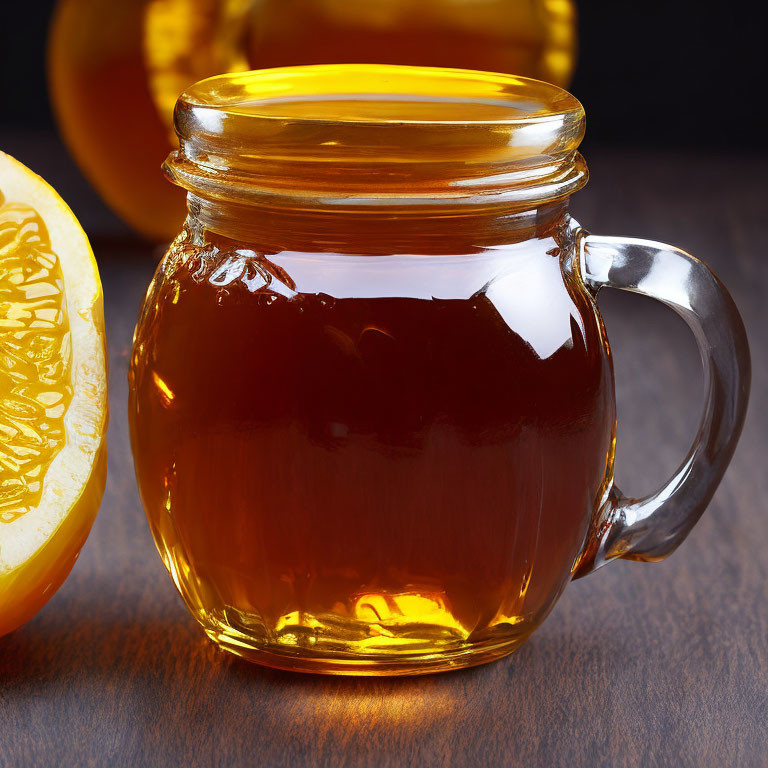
[49,0,576,241]
[128,65,750,675]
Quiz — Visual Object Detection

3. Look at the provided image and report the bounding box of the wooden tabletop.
[1,137,766,767]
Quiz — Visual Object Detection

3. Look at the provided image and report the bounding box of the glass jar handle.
[573,232,750,577]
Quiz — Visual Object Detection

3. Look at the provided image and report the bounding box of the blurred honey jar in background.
[48,0,576,241]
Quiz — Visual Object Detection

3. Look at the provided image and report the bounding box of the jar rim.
[165,64,587,212]
[176,63,582,126]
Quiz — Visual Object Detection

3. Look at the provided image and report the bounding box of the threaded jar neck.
[164,64,588,218]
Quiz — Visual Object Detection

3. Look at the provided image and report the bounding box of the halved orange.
[0,151,107,637]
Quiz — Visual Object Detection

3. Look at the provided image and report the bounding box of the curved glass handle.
[573,232,750,577]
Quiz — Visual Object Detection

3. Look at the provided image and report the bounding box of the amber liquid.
[129,211,615,674]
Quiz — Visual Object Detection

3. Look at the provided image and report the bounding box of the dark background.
[1,0,767,148]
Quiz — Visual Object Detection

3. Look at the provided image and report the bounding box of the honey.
[128,66,616,674]
[48,0,576,240]
[130,220,614,673]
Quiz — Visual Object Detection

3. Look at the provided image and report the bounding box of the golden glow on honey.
[152,371,175,405]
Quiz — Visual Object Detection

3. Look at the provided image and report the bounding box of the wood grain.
[0,139,766,768]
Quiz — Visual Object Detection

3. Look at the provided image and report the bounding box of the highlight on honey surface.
[0,151,107,638]
[48,0,576,241]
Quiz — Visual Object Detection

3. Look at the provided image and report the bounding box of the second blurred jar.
[48,0,577,242]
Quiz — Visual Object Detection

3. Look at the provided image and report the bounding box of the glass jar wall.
[128,66,616,675]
